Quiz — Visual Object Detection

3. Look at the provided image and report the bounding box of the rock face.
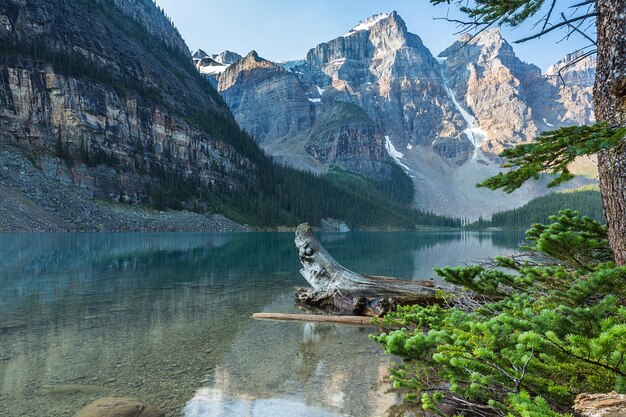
[441,29,596,156]
[0,0,254,210]
[440,29,543,155]
[575,392,626,417]
[203,11,596,217]
[109,0,188,56]
[0,143,247,232]
[546,51,596,127]
[547,51,596,86]
[194,50,242,83]
[74,397,164,417]
[305,12,468,157]
[212,50,242,65]
[219,51,394,176]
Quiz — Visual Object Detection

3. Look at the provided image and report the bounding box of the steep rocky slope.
[215,13,474,176]
[0,0,250,209]
[305,12,469,159]
[440,29,595,156]
[204,12,596,218]
[0,144,245,232]
[545,51,596,126]
[219,51,395,176]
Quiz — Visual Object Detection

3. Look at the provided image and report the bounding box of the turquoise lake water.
[0,231,524,417]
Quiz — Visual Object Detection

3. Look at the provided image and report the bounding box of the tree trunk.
[294,223,459,316]
[595,0,626,265]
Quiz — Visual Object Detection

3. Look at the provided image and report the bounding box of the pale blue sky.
[155,0,593,71]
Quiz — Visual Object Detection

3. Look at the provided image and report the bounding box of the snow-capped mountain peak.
[344,12,390,36]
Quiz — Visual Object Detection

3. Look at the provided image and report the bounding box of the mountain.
[305,12,470,161]
[204,12,596,218]
[546,51,596,86]
[0,0,241,207]
[194,50,242,81]
[0,0,458,230]
[545,51,596,126]
[212,50,243,65]
[217,50,394,177]
[440,31,596,155]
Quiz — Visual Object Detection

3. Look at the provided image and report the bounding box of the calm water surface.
[0,231,524,417]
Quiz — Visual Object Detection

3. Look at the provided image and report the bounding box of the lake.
[0,231,524,417]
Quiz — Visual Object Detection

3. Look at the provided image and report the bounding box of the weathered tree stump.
[294,223,459,316]
[575,392,626,417]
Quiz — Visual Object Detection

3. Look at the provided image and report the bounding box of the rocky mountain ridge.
[217,50,395,177]
[199,11,596,217]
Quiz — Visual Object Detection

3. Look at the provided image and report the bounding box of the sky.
[154,0,594,71]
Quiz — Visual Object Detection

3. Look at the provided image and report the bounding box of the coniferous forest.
[467,190,604,229]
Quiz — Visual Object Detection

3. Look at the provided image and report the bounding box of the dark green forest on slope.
[467,190,604,230]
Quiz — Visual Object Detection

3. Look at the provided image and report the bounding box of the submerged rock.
[38,384,111,396]
[74,397,164,417]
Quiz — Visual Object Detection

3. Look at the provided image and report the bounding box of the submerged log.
[294,223,459,316]
[252,313,374,326]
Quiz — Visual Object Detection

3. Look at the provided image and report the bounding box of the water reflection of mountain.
[185,316,397,417]
[0,231,524,315]
[319,231,524,279]
[0,233,238,273]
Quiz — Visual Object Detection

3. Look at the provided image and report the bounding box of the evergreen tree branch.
[560,11,597,45]
[546,337,626,377]
[478,124,626,193]
[513,12,597,43]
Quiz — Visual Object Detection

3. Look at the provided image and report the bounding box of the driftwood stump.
[294,223,458,316]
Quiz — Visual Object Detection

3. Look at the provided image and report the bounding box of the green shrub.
[373,210,626,417]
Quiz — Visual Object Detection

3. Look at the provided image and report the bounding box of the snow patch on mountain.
[328,58,346,67]
[199,64,229,75]
[385,136,411,171]
[279,60,306,72]
[438,67,488,159]
[345,13,390,36]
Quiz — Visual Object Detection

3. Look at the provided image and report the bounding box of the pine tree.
[373,211,626,417]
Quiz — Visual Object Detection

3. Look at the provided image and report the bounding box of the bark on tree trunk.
[294,223,459,316]
[595,0,626,265]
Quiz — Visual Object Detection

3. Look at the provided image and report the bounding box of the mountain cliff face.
[305,12,468,158]
[0,0,252,207]
[203,12,595,218]
[1,1,461,230]
[440,29,595,156]
[439,29,543,155]
[545,51,596,126]
[218,51,394,176]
